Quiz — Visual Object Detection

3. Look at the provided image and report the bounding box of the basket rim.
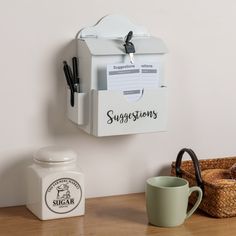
[171,157,236,190]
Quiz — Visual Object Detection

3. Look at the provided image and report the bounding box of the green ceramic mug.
[146,176,202,227]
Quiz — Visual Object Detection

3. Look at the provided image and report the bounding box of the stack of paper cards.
[107,64,142,102]
[106,63,160,102]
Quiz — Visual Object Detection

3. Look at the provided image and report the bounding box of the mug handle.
[186,186,203,219]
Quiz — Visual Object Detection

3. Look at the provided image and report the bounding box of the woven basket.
[171,148,236,218]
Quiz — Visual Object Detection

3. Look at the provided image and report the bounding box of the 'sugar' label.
[45,178,82,214]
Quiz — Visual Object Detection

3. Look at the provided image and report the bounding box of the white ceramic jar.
[26,146,85,220]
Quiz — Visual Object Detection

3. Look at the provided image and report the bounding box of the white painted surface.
[91,88,167,136]
[72,19,168,137]
[78,14,150,38]
[1,0,236,207]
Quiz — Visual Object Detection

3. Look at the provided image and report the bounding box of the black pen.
[63,61,74,106]
[72,57,80,92]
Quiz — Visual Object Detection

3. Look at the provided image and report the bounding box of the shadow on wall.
[46,39,134,145]
[0,152,33,207]
[156,165,172,176]
[46,39,81,138]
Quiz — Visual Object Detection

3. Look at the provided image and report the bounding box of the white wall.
[1,0,236,207]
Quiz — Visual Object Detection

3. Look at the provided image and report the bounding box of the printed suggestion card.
[107,63,160,102]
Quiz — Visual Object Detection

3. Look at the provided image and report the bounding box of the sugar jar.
[26,146,85,220]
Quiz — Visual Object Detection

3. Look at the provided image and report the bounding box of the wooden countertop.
[0,193,236,236]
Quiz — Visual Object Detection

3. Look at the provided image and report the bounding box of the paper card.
[106,63,142,102]
[140,63,160,88]
[106,62,160,102]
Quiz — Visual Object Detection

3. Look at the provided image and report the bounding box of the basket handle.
[175,148,204,194]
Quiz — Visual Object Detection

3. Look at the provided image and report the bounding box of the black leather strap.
[176,148,204,194]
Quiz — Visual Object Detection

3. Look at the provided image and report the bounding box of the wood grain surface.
[0,193,235,236]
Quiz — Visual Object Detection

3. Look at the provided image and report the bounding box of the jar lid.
[34,146,77,163]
